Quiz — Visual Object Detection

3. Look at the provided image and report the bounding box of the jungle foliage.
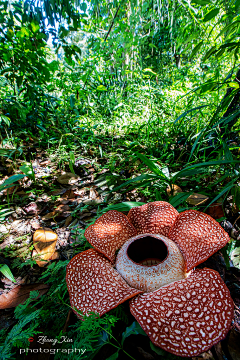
[1,0,240,359]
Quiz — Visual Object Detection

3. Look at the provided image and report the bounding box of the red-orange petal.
[130,268,234,358]
[168,210,230,271]
[84,210,137,263]
[66,249,142,318]
[128,201,179,236]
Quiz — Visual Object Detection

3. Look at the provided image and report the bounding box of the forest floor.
[0,136,240,360]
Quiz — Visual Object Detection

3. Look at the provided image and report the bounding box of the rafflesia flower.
[66,201,234,357]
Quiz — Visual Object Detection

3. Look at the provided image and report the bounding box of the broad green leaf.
[174,105,208,124]
[222,141,233,161]
[135,152,169,178]
[19,164,35,180]
[0,115,11,126]
[0,264,16,283]
[189,41,203,60]
[216,20,240,39]
[121,322,147,345]
[203,8,220,22]
[113,174,158,192]
[105,202,145,212]
[169,192,193,207]
[70,152,75,163]
[0,174,25,187]
[202,46,217,62]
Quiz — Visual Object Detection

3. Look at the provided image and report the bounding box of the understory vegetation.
[0,0,240,359]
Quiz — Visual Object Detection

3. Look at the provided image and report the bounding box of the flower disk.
[128,201,179,236]
[84,210,137,263]
[116,234,186,292]
[130,268,234,358]
[66,249,142,318]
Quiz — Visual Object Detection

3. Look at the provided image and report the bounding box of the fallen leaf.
[57,172,79,185]
[186,193,209,206]
[23,202,40,215]
[214,342,224,360]
[64,215,73,227]
[3,186,17,196]
[62,189,77,199]
[166,184,183,197]
[205,203,224,219]
[0,284,49,309]
[15,190,26,195]
[228,329,240,360]
[33,228,58,267]
[89,187,98,199]
[48,188,66,196]
[192,350,215,359]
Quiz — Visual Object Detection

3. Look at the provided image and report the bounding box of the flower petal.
[128,201,179,236]
[84,210,137,263]
[66,249,142,318]
[130,268,234,358]
[168,210,230,271]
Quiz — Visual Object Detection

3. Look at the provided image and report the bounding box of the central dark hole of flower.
[127,236,168,266]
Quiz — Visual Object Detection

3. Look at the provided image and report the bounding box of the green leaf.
[202,46,217,62]
[150,341,166,355]
[231,185,240,209]
[203,8,220,22]
[0,115,11,126]
[189,41,204,60]
[192,0,210,5]
[36,124,47,132]
[121,322,147,345]
[222,140,233,161]
[169,192,193,207]
[222,245,230,270]
[172,160,240,183]
[174,105,208,123]
[135,152,169,178]
[0,264,16,283]
[99,145,103,157]
[105,202,145,212]
[80,2,87,12]
[31,22,40,32]
[70,152,75,163]
[19,164,35,181]
[106,351,119,360]
[113,174,158,192]
[143,68,157,75]
[96,85,107,91]
[204,179,237,211]
[229,81,239,89]
[0,174,25,190]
